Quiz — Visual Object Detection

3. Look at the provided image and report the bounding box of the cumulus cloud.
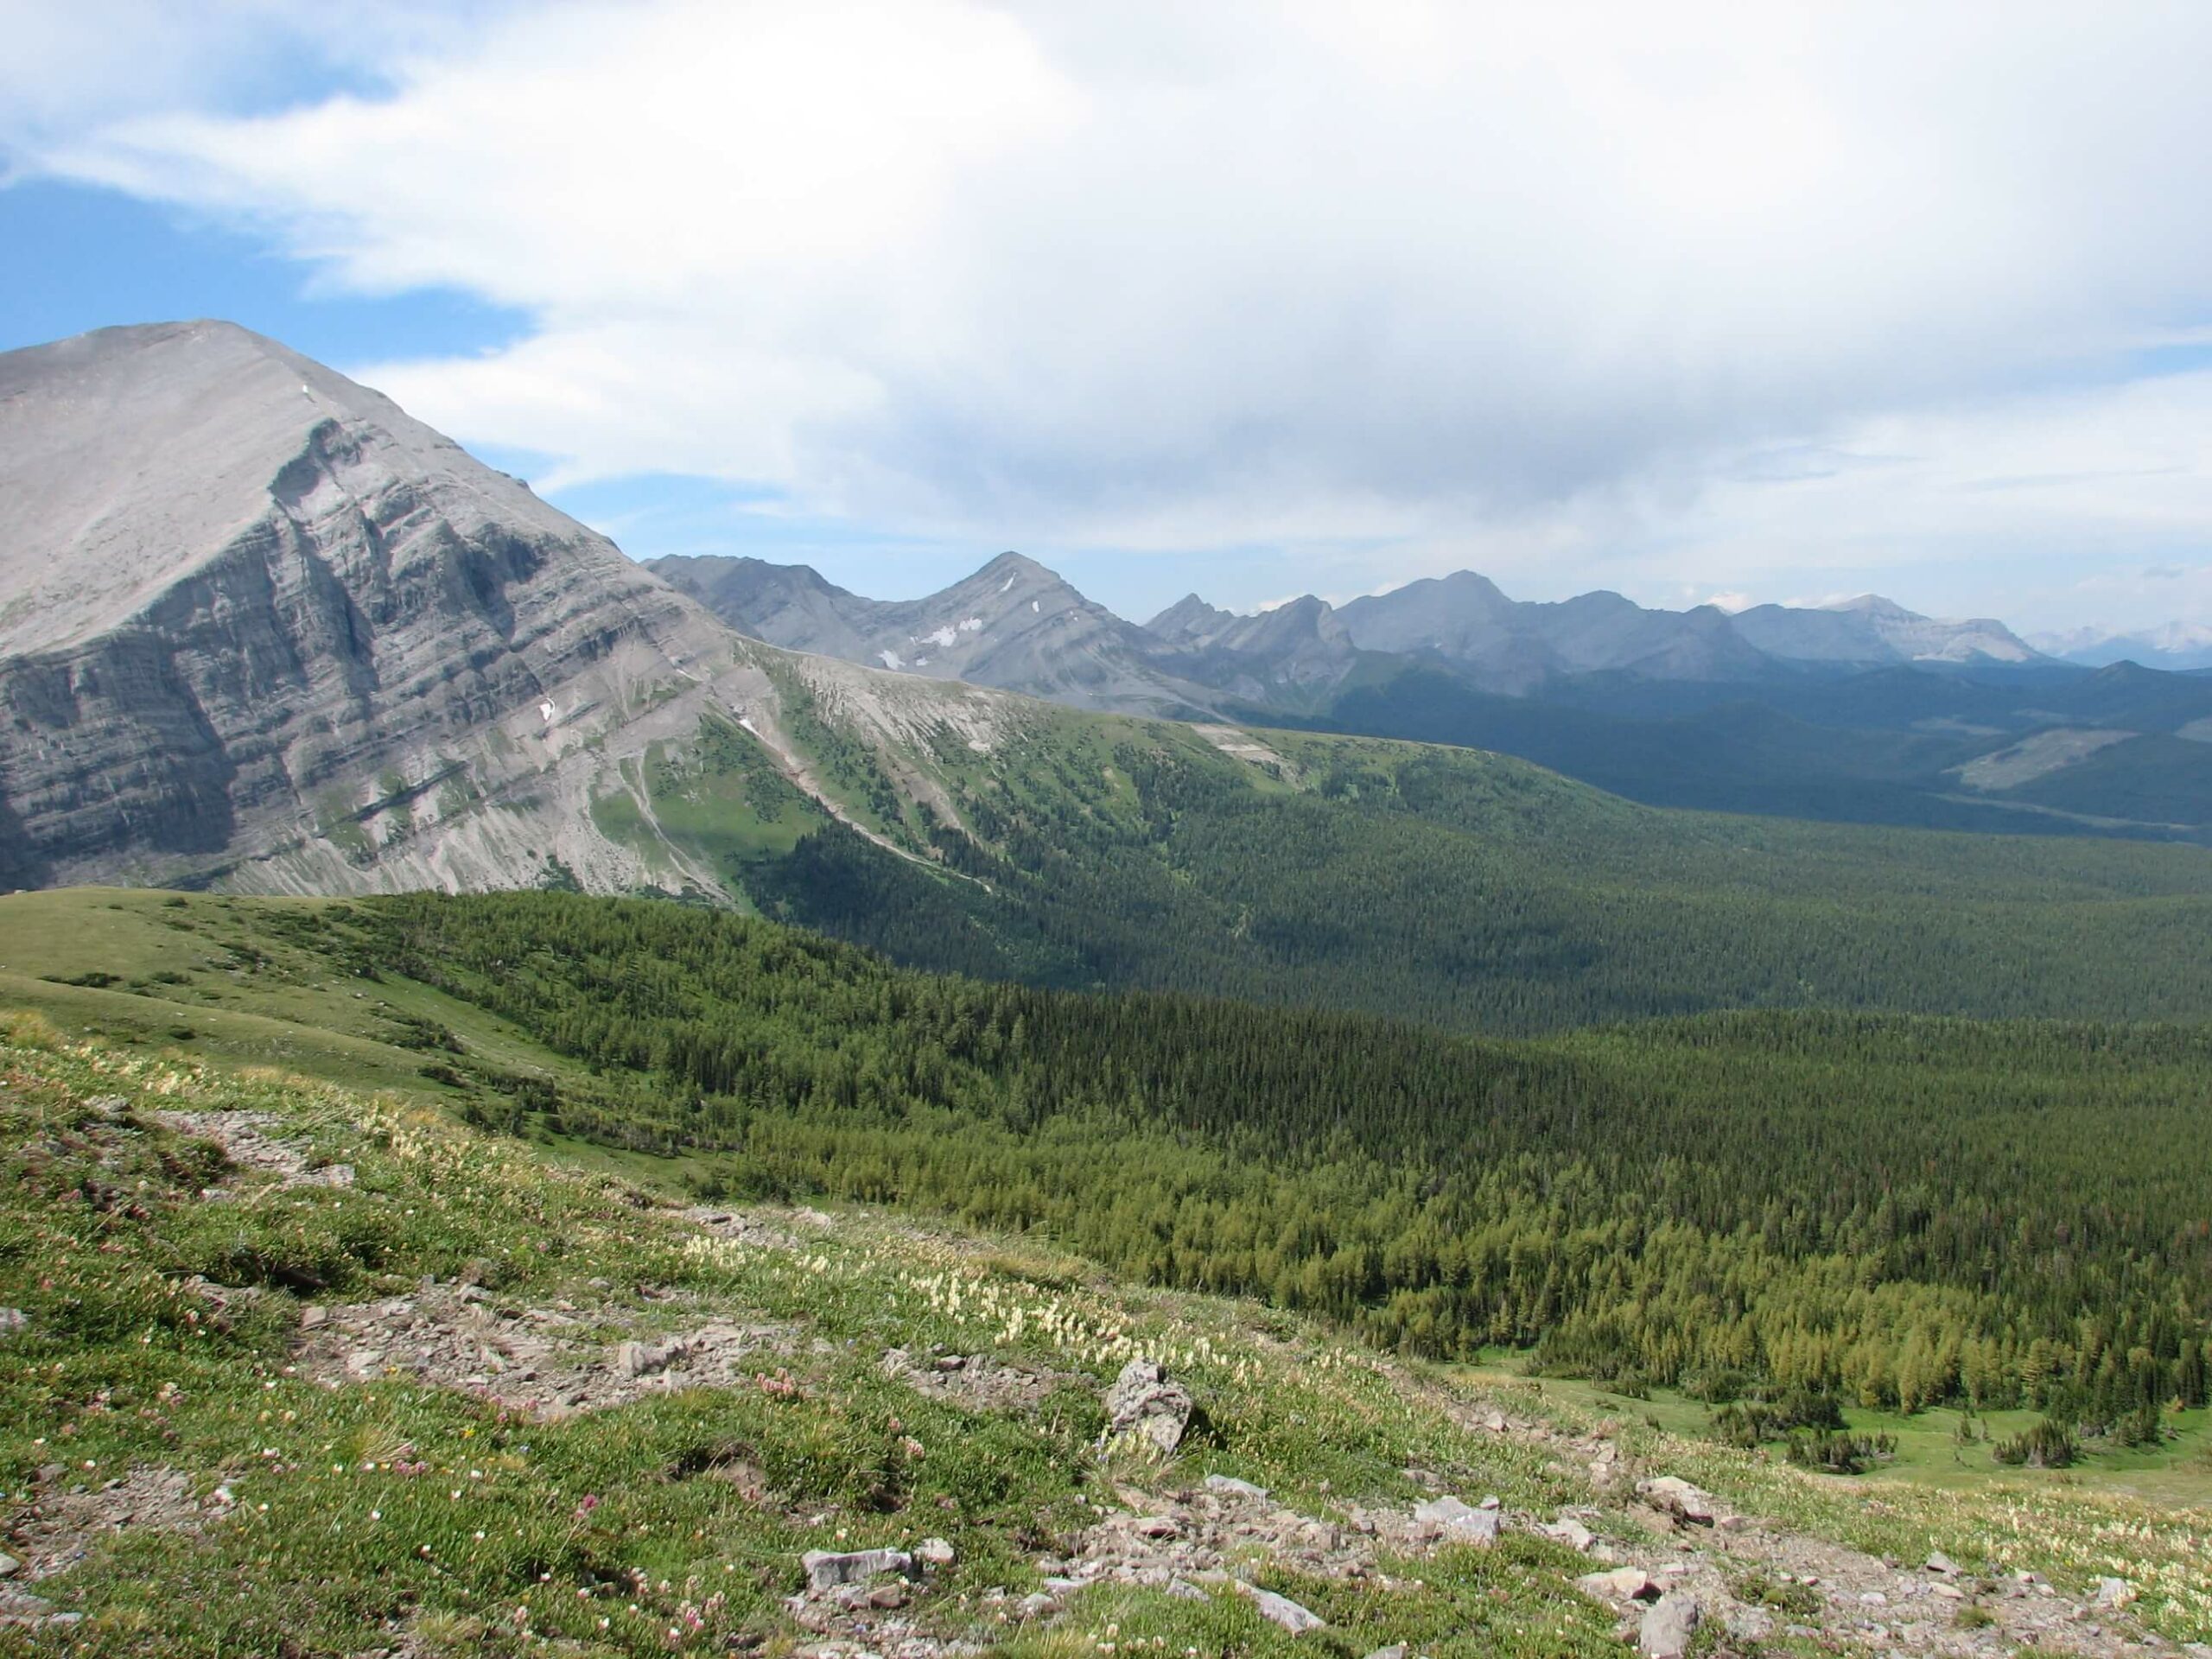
[14,0,2212,626]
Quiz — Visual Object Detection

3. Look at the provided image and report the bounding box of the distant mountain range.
[649,553,2056,714]
[651,551,2212,838]
[2031,621,2212,672]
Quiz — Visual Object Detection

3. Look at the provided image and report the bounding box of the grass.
[1469,1366,2212,1508]
[2,1020,2209,1650]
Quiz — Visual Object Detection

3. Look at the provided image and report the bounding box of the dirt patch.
[1955,728,2133,791]
[150,1109,353,1196]
[3,1465,213,1605]
[292,1284,800,1418]
[879,1347,1077,1415]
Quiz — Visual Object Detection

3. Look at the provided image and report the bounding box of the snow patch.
[878,649,906,671]
[537,699,557,723]
[1032,600,1040,613]
[1000,575,1017,593]
[958,615,983,632]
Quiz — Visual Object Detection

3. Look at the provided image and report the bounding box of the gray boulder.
[801,1548,913,1592]
[1639,1591,1701,1659]
[1103,1359,1194,1456]
[1414,1495,1501,1547]
[1236,1583,1325,1634]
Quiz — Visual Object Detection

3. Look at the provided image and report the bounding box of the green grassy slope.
[639,701,2212,1032]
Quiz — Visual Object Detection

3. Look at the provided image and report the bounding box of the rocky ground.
[4,1042,2204,1657]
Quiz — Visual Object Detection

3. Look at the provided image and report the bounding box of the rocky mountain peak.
[0,319,738,891]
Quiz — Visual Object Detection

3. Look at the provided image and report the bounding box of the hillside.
[3,912,2209,1653]
[5,887,2209,1421]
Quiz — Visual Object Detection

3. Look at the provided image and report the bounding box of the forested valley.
[272,891,2212,1443]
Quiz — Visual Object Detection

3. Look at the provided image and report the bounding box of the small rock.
[1926,1550,1961,1576]
[1580,1567,1661,1603]
[1931,1583,1965,1601]
[1715,1513,1756,1534]
[1543,1517,1595,1551]
[1166,1579,1209,1602]
[933,1353,967,1371]
[1635,1477,1719,1526]
[1365,1648,1409,1659]
[1131,1515,1180,1539]
[0,1308,25,1338]
[1204,1473,1269,1499]
[0,1554,16,1579]
[1236,1583,1325,1634]
[1103,1359,1194,1457]
[2093,1576,2135,1610]
[802,1548,914,1592]
[913,1536,957,1567]
[613,1338,683,1379]
[1414,1495,1502,1547]
[298,1305,327,1331]
[1639,1591,1701,1659]
[1017,1592,1055,1618]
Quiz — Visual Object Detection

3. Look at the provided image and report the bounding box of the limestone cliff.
[0,321,996,895]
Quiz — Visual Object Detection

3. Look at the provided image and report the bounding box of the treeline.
[298,892,2212,1425]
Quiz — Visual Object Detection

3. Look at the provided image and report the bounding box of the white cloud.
[15,0,2212,629]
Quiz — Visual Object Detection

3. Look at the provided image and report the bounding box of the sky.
[4,1,2212,639]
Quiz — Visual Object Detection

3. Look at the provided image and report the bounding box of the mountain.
[0,321,1037,897]
[12,320,2212,1025]
[1731,593,2044,665]
[652,549,1224,717]
[645,553,882,660]
[2035,620,2212,671]
[1158,593,1365,709]
[687,555,2044,720]
[1142,590,1237,645]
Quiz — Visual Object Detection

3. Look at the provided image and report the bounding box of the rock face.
[0,321,750,892]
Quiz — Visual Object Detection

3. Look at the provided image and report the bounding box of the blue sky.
[5,2,2212,638]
